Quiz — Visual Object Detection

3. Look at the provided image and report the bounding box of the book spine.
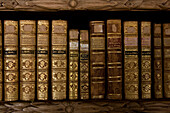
[37,20,49,100]
[107,19,122,99]
[4,20,18,101]
[80,30,89,99]
[124,21,139,99]
[0,21,2,101]
[154,24,163,98]
[90,21,105,99]
[20,20,36,101]
[141,22,152,99]
[69,29,79,100]
[163,24,170,98]
[51,20,67,100]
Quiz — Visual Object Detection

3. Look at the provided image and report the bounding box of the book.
[37,20,49,100]
[141,22,152,99]
[163,23,170,98]
[20,20,36,101]
[80,30,89,99]
[154,24,163,98]
[0,21,2,101]
[90,21,105,99]
[107,19,122,99]
[124,21,139,100]
[51,20,67,100]
[4,20,18,101]
[69,29,79,100]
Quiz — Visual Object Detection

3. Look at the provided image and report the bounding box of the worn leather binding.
[37,20,49,100]
[141,22,152,99]
[107,19,122,99]
[4,20,18,101]
[69,29,79,100]
[20,20,36,101]
[90,21,105,99]
[0,21,2,101]
[163,24,170,98]
[51,20,67,100]
[124,21,139,100]
[154,24,163,98]
[80,30,89,99]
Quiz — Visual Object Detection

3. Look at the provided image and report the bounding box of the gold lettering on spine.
[69,29,79,100]
[163,24,170,98]
[4,20,18,101]
[37,20,49,100]
[20,20,36,101]
[90,21,105,99]
[124,21,139,100]
[154,24,163,98]
[107,20,122,99]
[80,30,89,99]
[52,20,67,100]
[141,22,151,99]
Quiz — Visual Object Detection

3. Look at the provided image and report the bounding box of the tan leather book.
[154,24,163,98]
[69,29,79,100]
[4,20,18,101]
[37,20,49,100]
[141,22,152,99]
[20,20,36,101]
[163,23,170,98]
[107,19,122,99]
[80,30,89,99]
[51,20,67,100]
[124,21,139,100]
[90,21,105,99]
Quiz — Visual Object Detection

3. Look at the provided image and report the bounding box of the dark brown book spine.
[0,21,2,101]
[163,23,170,98]
[154,24,163,98]
[107,19,122,99]
[124,21,139,100]
[90,21,105,99]
[80,30,89,99]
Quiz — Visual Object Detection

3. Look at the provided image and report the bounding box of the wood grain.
[0,0,170,11]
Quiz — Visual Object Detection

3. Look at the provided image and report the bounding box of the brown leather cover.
[154,24,163,98]
[80,30,89,99]
[107,19,122,99]
[37,20,49,100]
[141,22,152,99]
[124,21,139,100]
[90,21,105,99]
[4,20,18,101]
[163,24,170,98]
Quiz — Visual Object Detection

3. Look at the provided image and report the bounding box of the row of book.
[0,19,168,101]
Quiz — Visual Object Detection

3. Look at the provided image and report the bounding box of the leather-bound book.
[163,23,170,98]
[90,21,105,99]
[154,24,163,98]
[80,30,89,99]
[20,20,36,101]
[124,21,139,100]
[69,29,79,100]
[37,20,49,100]
[51,20,67,100]
[4,20,18,101]
[0,21,2,101]
[141,22,152,99]
[107,19,122,99]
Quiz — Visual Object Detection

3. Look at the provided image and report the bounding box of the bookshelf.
[0,0,170,112]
